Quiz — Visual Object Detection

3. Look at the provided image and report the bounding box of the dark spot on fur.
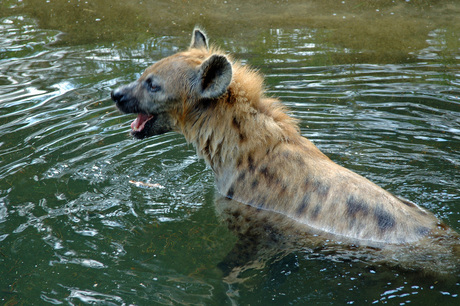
[294,155,305,166]
[303,181,330,203]
[260,165,269,177]
[314,183,330,200]
[282,151,304,166]
[296,195,310,216]
[248,154,255,172]
[236,156,243,168]
[224,89,233,104]
[346,196,370,217]
[226,185,235,199]
[260,165,275,184]
[304,179,329,201]
[232,116,241,130]
[311,205,322,220]
[232,116,246,142]
[416,226,430,236]
[237,171,246,182]
[282,151,292,159]
[374,206,396,232]
[251,179,259,189]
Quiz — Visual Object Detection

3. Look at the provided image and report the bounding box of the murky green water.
[1,0,459,304]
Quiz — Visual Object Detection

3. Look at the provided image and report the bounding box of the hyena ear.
[196,54,232,99]
[190,27,208,50]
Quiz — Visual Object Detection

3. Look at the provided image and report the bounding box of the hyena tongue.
[131,114,153,132]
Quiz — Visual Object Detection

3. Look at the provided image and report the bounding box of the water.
[1,1,459,304]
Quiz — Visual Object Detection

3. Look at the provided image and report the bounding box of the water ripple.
[0,17,459,305]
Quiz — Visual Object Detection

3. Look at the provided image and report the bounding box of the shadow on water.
[0,0,459,304]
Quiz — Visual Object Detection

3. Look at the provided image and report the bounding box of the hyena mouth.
[131,113,154,132]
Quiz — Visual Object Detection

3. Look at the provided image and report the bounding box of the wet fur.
[112,28,459,272]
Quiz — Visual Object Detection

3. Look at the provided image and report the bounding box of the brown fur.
[112,28,459,259]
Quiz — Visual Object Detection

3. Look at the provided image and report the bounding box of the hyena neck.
[181,64,304,183]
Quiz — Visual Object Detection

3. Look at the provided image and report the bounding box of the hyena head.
[111,28,232,139]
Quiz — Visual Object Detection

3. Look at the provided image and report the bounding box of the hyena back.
[111,28,458,250]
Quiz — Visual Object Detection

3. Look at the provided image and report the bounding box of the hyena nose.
[111,89,123,103]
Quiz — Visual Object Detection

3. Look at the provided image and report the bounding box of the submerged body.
[111,29,459,268]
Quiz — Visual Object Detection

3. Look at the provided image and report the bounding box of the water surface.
[1,1,459,304]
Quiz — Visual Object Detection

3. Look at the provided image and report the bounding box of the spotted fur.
[112,28,457,248]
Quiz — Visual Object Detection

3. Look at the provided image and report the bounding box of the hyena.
[111,28,459,271]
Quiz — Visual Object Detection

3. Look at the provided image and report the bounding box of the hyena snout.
[111,83,140,114]
[110,88,124,103]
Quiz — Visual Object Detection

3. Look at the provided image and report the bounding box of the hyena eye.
[146,78,161,93]
[150,84,161,93]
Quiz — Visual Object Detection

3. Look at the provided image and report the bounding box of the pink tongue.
[131,114,153,132]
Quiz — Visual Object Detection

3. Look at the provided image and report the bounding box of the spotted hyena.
[111,28,459,266]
